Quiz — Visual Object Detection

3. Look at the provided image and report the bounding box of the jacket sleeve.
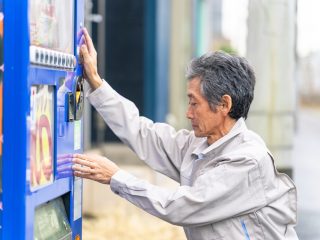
[87,81,193,182]
[110,158,267,227]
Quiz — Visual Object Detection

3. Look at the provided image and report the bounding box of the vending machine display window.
[30,85,54,190]
[34,197,72,240]
[29,0,74,54]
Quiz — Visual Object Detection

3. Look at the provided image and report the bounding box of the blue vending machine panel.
[2,0,84,239]
[0,0,3,235]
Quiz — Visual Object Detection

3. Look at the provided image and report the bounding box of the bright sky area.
[222,0,320,57]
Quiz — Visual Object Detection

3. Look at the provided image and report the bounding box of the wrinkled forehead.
[187,77,200,91]
[187,77,207,100]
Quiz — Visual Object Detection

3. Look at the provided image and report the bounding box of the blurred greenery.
[219,44,237,55]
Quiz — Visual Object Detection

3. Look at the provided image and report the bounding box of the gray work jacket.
[87,81,298,240]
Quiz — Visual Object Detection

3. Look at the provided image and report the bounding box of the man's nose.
[186,107,193,119]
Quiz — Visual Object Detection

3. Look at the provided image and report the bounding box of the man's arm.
[73,153,267,226]
[107,158,267,226]
[79,28,193,181]
[87,81,193,181]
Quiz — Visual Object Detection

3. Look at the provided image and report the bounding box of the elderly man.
[73,28,298,240]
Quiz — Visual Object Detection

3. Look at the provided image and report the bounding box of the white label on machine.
[74,120,81,150]
[73,177,82,221]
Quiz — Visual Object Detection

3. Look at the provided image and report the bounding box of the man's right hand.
[80,28,103,90]
[72,154,120,185]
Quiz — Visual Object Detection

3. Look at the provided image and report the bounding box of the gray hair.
[186,51,255,119]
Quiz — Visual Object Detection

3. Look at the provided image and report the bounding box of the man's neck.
[207,118,237,145]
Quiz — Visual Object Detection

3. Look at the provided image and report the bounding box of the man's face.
[186,77,224,138]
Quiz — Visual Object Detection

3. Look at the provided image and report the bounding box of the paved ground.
[293,107,320,239]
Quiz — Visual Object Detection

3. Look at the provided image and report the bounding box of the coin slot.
[74,76,84,120]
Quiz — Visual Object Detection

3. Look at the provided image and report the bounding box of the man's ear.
[220,95,232,116]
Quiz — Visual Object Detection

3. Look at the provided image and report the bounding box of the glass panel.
[34,198,72,240]
[29,0,74,54]
[30,85,54,190]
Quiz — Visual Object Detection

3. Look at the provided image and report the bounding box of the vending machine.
[1,0,84,239]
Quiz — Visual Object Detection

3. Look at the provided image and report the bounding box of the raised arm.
[87,82,193,181]
[80,28,193,181]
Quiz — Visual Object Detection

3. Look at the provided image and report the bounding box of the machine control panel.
[66,76,84,122]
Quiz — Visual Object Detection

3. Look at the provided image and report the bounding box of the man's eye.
[190,102,197,106]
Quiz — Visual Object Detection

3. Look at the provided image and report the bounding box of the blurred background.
[80,0,320,239]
